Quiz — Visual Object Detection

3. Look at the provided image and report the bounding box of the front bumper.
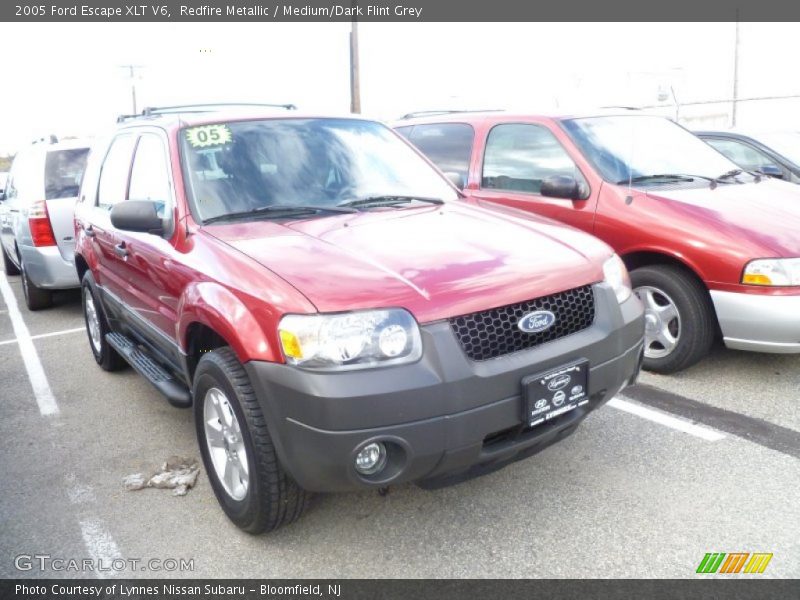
[245,284,644,492]
[18,244,79,290]
[711,290,800,353]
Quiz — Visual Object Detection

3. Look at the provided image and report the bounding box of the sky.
[1,22,800,153]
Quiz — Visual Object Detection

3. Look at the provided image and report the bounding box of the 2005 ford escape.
[74,105,644,533]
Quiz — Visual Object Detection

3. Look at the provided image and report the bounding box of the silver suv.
[0,138,90,309]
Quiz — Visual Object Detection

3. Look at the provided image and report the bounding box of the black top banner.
[5,0,800,22]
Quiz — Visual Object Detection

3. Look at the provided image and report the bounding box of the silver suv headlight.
[278,309,422,370]
[603,254,632,303]
[742,258,800,286]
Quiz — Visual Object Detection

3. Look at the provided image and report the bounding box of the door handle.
[113,241,129,258]
[83,224,96,238]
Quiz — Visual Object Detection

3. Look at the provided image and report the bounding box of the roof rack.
[598,105,642,111]
[32,135,59,145]
[399,109,504,120]
[117,102,297,123]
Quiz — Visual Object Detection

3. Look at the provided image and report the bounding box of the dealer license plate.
[522,360,589,428]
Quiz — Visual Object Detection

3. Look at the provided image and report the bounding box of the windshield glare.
[562,115,740,184]
[180,118,457,222]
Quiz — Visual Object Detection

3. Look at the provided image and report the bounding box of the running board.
[106,332,192,408]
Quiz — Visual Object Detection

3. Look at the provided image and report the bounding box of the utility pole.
[731,19,740,127]
[349,19,361,113]
[120,64,144,114]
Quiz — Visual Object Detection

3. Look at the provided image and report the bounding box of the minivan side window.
[407,123,474,183]
[128,134,172,218]
[97,135,137,209]
[482,124,587,194]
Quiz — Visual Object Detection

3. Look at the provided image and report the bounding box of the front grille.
[449,285,596,361]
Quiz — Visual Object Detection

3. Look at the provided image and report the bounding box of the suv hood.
[644,178,800,256]
[204,202,610,322]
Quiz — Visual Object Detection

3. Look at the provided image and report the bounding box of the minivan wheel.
[193,347,309,534]
[20,261,52,310]
[1,244,20,275]
[631,264,714,374]
[81,272,125,371]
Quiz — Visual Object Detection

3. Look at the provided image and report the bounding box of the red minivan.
[396,111,800,373]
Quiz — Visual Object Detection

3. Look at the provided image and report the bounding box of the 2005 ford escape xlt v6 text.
[74,105,644,533]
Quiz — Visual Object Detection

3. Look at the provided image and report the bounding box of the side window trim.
[479,122,590,197]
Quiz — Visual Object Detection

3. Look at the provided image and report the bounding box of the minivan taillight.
[28,200,57,247]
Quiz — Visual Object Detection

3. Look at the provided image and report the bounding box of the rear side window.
[45,148,89,200]
[482,123,586,194]
[407,123,474,182]
[97,135,136,209]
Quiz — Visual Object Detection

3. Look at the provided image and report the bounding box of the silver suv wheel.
[203,387,249,501]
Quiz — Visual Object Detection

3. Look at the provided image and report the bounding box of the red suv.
[396,111,800,373]
[74,106,643,533]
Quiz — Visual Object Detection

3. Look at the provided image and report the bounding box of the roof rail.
[32,135,59,144]
[599,105,642,111]
[399,109,504,120]
[117,102,297,123]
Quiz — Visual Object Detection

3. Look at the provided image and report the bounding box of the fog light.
[354,442,387,475]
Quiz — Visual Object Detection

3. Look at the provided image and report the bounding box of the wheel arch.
[621,250,722,336]
[178,282,281,379]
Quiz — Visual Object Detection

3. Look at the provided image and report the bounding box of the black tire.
[193,347,309,534]
[1,244,20,275]
[631,264,714,374]
[20,260,52,310]
[81,271,125,371]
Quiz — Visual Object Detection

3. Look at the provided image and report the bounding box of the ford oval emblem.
[518,310,556,334]
[547,374,572,392]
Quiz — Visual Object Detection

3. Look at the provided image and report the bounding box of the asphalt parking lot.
[0,267,798,579]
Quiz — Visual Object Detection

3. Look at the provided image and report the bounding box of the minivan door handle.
[113,241,129,258]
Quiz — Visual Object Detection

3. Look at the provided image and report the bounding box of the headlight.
[603,254,632,303]
[278,309,422,370]
[742,258,800,286]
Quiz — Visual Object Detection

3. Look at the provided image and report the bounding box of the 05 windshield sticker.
[185,124,232,148]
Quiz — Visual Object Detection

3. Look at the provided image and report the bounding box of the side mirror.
[0,191,5,202]
[758,164,784,179]
[442,171,465,190]
[110,200,167,236]
[540,175,585,200]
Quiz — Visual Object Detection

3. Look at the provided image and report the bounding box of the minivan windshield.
[180,118,458,222]
[562,115,743,185]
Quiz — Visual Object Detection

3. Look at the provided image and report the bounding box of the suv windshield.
[180,118,458,222]
[561,115,742,185]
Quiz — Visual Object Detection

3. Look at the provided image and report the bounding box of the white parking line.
[0,272,59,416]
[0,326,85,347]
[79,518,123,579]
[610,396,726,441]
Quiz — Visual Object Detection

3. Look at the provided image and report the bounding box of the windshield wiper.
[203,204,356,225]
[338,195,445,209]
[714,169,745,183]
[617,173,713,185]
